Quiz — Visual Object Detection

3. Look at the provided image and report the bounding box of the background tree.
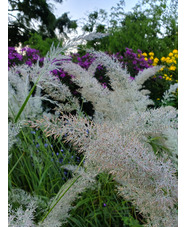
[80,9,110,52]
[8,0,77,47]
[80,0,178,58]
[23,32,62,56]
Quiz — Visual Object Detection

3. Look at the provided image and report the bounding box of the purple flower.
[132,53,137,58]
[52,69,58,75]
[59,158,63,163]
[137,49,142,53]
[102,82,107,88]
[60,72,66,78]
[103,203,107,207]
[25,59,32,66]
[17,55,23,61]
[134,66,140,71]
[148,59,153,64]
[125,47,133,52]
[97,65,103,70]
[126,50,131,55]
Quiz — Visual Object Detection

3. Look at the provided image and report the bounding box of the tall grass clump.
[9,37,177,226]
[30,51,177,226]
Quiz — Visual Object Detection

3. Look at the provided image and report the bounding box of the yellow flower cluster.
[142,51,160,66]
[160,50,178,71]
[151,49,178,82]
[162,74,173,81]
[169,65,176,71]
[140,50,178,82]
[152,57,159,66]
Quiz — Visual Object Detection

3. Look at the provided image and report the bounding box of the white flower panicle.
[161,83,178,105]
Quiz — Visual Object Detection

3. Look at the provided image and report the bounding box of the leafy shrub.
[24,32,63,57]
[142,49,178,107]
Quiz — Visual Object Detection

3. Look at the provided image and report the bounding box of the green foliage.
[81,9,110,51]
[24,33,62,57]
[81,0,178,58]
[143,77,170,107]
[8,0,56,46]
[8,126,81,197]
[64,173,144,227]
[8,0,77,46]
[55,13,78,37]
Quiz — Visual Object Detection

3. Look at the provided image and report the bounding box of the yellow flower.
[160,67,164,71]
[142,52,147,57]
[169,52,173,57]
[174,54,178,58]
[138,54,141,58]
[167,59,173,64]
[169,65,176,71]
[164,74,167,77]
[173,49,178,54]
[149,52,154,56]
[157,98,160,100]
[161,57,166,62]
[150,56,154,60]
[154,58,159,63]
[144,57,148,61]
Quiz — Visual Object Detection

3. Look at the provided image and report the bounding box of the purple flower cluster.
[8,46,44,69]
[113,48,153,77]
[8,46,155,91]
[72,53,95,70]
[21,47,44,67]
[8,47,23,69]
[50,53,108,91]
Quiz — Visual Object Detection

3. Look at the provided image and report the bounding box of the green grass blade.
[14,74,41,123]
[8,152,25,177]
[41,175,81,223]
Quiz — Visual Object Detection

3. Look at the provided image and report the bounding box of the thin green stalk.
[73,155,86,175]
[41,175,81,223]
[14,74,41,123]
[8,152,25,177]
[41,155,86,222]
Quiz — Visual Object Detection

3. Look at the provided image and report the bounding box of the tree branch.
[8,8,19,11]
